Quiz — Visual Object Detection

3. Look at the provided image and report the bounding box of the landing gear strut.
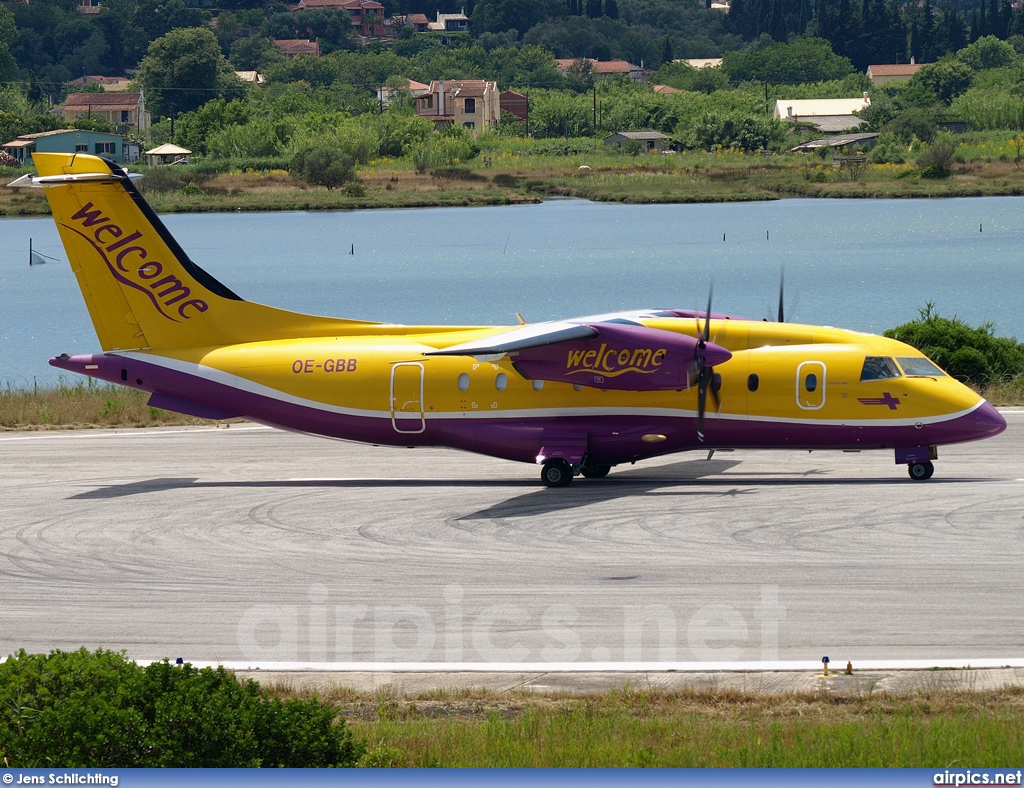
[908,460,935,481]
[541,458,573,488]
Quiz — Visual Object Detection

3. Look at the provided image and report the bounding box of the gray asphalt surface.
[2,413,1023,668]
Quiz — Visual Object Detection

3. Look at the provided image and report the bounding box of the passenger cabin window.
[747,373,759,392]
[457,373,469,391]
[805,373,818,392]
[896,357,946,377]
[495,372,507,392]
[860,356,901,382]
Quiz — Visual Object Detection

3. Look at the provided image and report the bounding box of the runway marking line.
[0,425,272,442]
[126,659,1024,673]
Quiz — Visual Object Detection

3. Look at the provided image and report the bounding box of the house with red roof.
[59,92,150,134]
[414,80,499,134]
[274,39,321,58]
[554,58,644,82]
[294,0,386,36]
[866,63,924,85]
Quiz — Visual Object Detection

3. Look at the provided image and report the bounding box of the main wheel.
[580,464,611,479]
[908,460,935,481]
[541,459,573,488]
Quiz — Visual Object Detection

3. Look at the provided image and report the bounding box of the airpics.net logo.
[235,584,786,663]
[934,772,1023,786]
[62,202,209,322]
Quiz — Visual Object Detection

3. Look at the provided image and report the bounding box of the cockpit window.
[860,356,902,382]
[896,357,946,377]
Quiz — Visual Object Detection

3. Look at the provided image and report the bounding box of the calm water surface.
[1,197,1021,384]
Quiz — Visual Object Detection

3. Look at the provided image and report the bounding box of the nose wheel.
[908,460,935,481]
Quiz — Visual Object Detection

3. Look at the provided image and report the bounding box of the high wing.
[426,310,733,392]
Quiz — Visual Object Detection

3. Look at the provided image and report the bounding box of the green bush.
[916,134,957,178]
[867,132,908,164]
[290,147,357,189]
[885,304,1024,383]
[189,158,292,174]
[0,649,364,767]
[136,167,212,194]
[684,113,784,151]
[409,126,480,172]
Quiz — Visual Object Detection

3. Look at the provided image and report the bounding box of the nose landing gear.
[908,460,935,481]
[898,446,938,481]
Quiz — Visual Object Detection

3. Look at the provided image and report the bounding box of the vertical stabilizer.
[28,152,378,351]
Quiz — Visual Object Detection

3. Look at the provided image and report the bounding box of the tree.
[564,57,594,92]
[911,59,975,104]
[0,5,18,84]
[721,37,855,83]
[472,0,556,35]
[956,34,1018,70]
[137,28,245,117]
[229,35,286,72]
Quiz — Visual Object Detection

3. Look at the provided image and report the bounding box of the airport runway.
[2,413,1024,668]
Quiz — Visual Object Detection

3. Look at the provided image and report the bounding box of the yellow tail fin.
[31,152,376,351]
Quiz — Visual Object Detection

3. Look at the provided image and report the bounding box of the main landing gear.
[540,460,613,487]
[907,460,935,481]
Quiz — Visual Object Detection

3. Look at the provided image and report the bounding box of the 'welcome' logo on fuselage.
[62,202,209,322]
[566,343,668,377]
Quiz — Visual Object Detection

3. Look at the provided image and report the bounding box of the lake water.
[2,196,1021,386]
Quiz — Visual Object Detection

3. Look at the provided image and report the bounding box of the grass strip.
[4,157,1024,217]
[0,382,209,430]
[261,685,1024,767]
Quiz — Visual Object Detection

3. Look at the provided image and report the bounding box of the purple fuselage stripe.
[50,353,1007,466]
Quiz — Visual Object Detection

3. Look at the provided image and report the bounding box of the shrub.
[885,303,1024,384]
[135,167,212,194]
[916,134,957,178]
[684,113,784,151]
[178,182,207,197]
[206,118,288,159]
[867,132,908,164]
[290,146,356,189]
[0,649,364,767]
[430,167,485,181]
[409,126,480,172]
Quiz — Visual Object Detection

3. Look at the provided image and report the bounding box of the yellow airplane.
[13,152,1006,486]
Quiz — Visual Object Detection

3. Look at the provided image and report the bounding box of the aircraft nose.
[970,400,1007,439]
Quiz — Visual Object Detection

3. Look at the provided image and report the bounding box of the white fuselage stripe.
[124,351,982,429]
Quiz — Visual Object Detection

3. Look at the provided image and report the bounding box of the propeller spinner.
[693,286,729,443]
